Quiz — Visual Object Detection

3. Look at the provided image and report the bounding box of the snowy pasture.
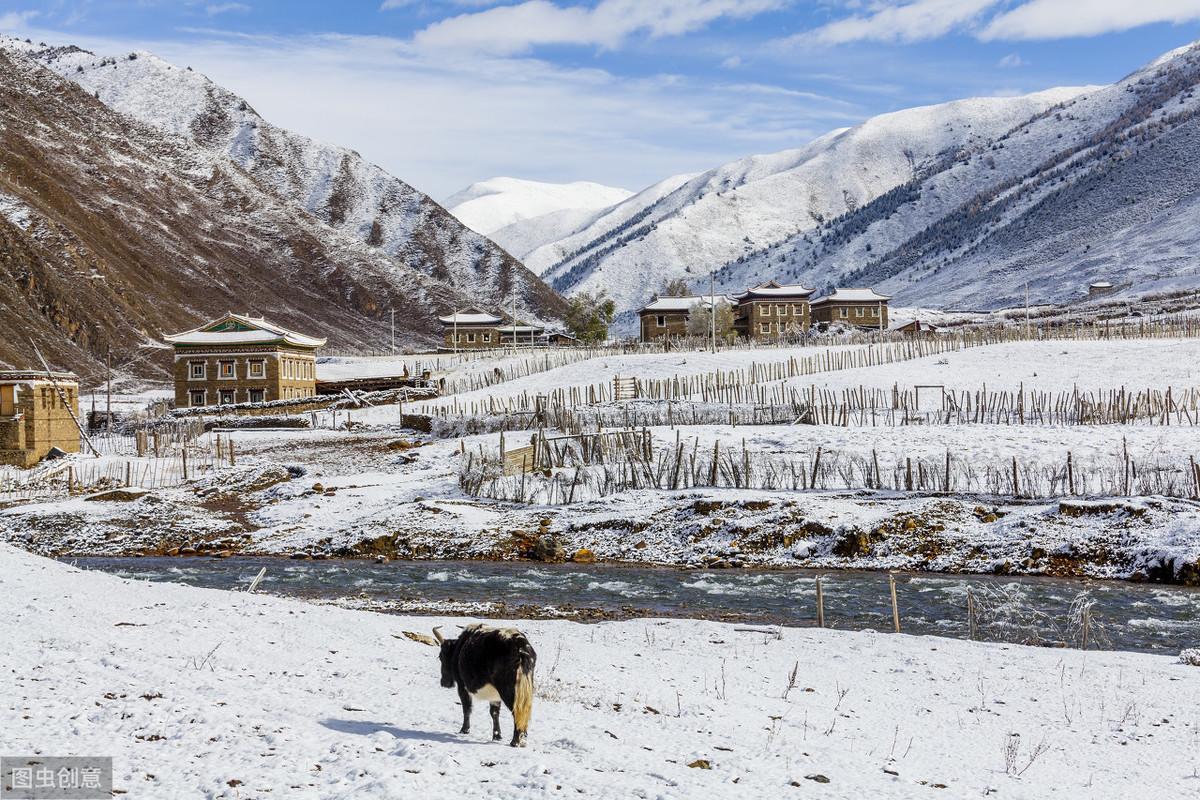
[4,544,1199,799]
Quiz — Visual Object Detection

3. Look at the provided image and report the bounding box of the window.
[189,361,206,380]
[855,307,864,318]
[218,360,236,379]
[777,305,787,317]
[219,389,235,405]
[656,315,666,328]
[248,360,266,379]
[483,334,492,343]
[467,333,476,343]
[189,389,206,407]
[793,304,804,316]
[759,322,770,334]
[869,306,878,317]
[249,389,264,404]
[839,308,848,318]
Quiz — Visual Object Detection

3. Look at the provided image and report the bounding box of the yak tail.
[513,654,535,733]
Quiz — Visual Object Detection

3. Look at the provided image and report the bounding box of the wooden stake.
[889,573,901,633]
[815,576,825,629]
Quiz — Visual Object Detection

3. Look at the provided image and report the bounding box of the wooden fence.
[460,429,1200,505]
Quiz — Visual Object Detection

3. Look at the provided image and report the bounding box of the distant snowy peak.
[446,177,633,235]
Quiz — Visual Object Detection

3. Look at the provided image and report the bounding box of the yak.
[434,623,536,747]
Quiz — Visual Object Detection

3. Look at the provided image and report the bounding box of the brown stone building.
[0,371,81,467]
[165,313,326,408]
[811,288,891,329]
[438,309,504,350]
[637,295,730,341]
[731,281,815,341]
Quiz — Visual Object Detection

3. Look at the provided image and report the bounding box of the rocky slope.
[4,37,566,330]
[0,47,477,380]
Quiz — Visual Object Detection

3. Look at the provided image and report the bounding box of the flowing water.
[70,557,1200,655]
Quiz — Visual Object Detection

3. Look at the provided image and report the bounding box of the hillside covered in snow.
[532,89,1087,314]
[0,45,508,377]
[3,36,566,334]
[725,40,1200,310]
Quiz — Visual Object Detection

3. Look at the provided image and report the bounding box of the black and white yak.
[434,623,536,747]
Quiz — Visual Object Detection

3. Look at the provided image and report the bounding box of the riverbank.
[6,458,1200,584]
[5,543,1199,799]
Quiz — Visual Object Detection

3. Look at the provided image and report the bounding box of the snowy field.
[402,338,1200,413]
[4,544,1198,799]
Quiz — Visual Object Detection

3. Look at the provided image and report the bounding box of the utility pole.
[390,308,396,356]
[710,270,717,354]
[1025,281,1031,339]
[105,340,112,433]
[453,312,458,355]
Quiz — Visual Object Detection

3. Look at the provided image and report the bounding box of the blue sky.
[5,1,1200,198]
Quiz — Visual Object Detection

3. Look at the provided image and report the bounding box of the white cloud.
[981,0,1200,40]
[206,3,251,15]
[997,52,1026,67]
[0,10,38,30]
[412,0,788,54]
[802,0,1000,45]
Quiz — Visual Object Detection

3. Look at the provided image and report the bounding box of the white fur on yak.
[435,623,536,747]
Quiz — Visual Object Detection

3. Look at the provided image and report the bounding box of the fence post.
[182,447,189,481]
[889,573,901,633]
[967,589,977,641]
[815,576,825,628]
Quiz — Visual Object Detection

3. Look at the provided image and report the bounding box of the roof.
[438,308,503,326]
[1089,281,1114,288]
[812,288,892,304]
[733,280,815,300]
[639,294,731,313]
[496,324,545,334]
[165,313,326,348]
[0,370,78,384]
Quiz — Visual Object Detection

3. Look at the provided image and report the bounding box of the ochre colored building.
[811,288,891,329]
[731,281,814,341]
[165,313,326,408]
[638,295,730,341]
[0,370,81,467]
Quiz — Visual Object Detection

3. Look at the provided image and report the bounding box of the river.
[70,557,1200,655]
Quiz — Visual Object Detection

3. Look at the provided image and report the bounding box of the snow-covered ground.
[4,543,1198,799]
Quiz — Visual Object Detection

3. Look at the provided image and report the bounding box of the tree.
[565,290,616,344]
[686,300,735,340]
[658,277,692,297]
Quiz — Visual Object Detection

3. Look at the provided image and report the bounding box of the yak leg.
[457,685,472,734]
[490,702,502,741]
[499,684,528,748]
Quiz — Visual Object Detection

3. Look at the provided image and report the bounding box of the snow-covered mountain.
[534,89,1089,314]
[446,177,631,235]
[445,177,632,268]
[5,37,566,324]
[0,44,482,376]
[725,40,1200,309]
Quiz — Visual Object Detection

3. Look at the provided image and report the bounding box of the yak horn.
[432,626,445,644]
